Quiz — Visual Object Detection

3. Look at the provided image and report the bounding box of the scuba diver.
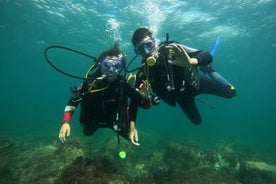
[130,27,236,125]
[58,44,151,146]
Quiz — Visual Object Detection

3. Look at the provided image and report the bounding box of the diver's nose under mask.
[99,57,124,73]
[134,37,156,56]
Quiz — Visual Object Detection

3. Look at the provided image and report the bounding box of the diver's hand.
[136,80,151,99]
[129,121,140,146]
[59,122,71,143]
[166,44,198,67]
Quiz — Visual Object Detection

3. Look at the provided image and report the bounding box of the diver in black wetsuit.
[58,45,151,145]
[130,28,236,125]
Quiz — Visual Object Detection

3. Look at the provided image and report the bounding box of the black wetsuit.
[133,44,236,125]
[65,71,149,140]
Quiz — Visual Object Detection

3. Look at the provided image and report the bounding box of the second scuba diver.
[58,44,151,146]
[130,28,236,125]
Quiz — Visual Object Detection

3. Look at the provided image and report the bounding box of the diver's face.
[99,56,124,74]
[134,36,157,58]
[99,56,125,83]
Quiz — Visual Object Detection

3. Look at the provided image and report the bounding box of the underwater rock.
[55,156,128,184]
[0,136,16,155]
[238,160,276,184]
[2,134,276,184]
[0,136,19,183]
[54,138,86,161]
[159,143,242,184]
[213,146,240,174]
[164,143,202,171]
[246,161,276,173]
[11,138,86,184]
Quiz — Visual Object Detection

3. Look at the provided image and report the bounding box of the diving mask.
[134,37,156,56]
[99,57,125,73]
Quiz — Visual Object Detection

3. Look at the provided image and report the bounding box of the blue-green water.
[1,0,276,159]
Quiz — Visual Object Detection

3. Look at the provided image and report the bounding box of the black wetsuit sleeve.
[189,50,212,66]
[65,80,89,108]
[70,83,85,103]
[128,69,147,122]
[125,83,144,122]
[62,81,88,123]
[66,96,81,108]
[129,98,139,122]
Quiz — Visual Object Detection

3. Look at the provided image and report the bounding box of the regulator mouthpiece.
[146,56,156,66]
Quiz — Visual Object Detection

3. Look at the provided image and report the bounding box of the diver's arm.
[166,44,212,67]
[127,80,150,146]
[127,86,150,123]
[176,44,213,66]
[182,44,214,66]
[127,70,151,109]
[135,80,151,109]
[59,102,78,143]
[127,79,149,146]
[59,82,85,143]
[135,69,151,108]
[127,85,141,146]
[191,50,213,66]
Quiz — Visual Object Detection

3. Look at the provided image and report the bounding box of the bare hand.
[166,44,198,67]
[136,80,151,99]
[59,123,71,143]
[129,121,140,146]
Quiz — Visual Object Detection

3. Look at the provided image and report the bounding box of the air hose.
[43,45,97,80]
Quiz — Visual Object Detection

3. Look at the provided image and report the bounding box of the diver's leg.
[176,96,202,125]
[209,71,234,88]
[83,123,99,136]
[200,65,235,93]
[198,76,236,98]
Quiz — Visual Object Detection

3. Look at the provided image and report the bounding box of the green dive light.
[118,150,126,159]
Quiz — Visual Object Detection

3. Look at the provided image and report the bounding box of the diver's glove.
[166,44,198,67]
